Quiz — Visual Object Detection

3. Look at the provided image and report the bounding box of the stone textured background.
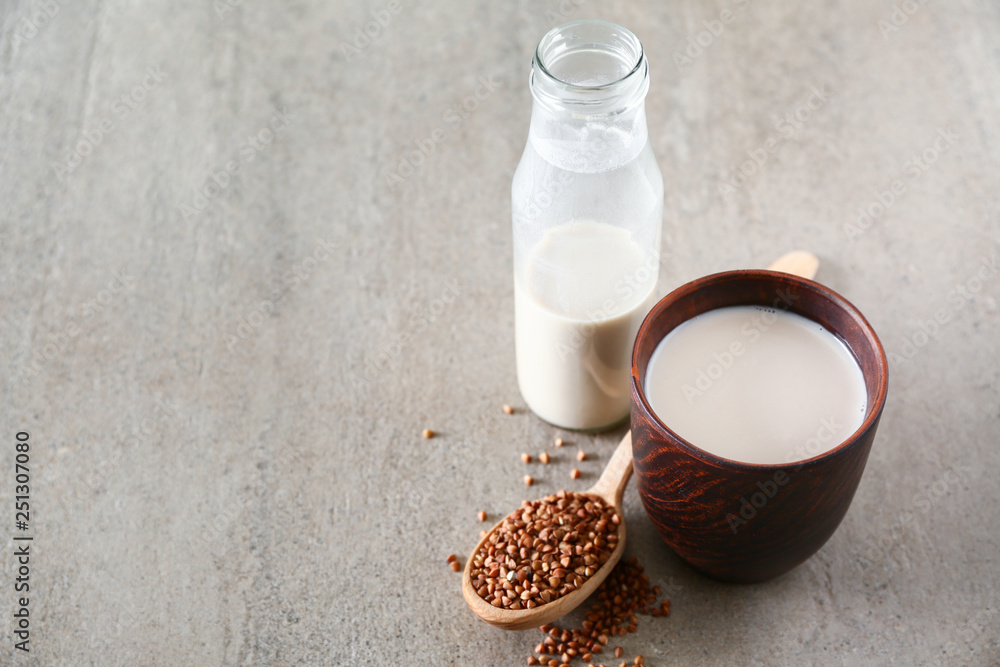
[1,0,998,664]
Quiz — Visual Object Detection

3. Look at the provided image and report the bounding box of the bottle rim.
[530,19,649,116]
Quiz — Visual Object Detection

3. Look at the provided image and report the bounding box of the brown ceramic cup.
[630,270,889,583]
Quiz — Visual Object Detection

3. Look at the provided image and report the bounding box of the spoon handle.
[590,431,633,508]
[767,250,819,280]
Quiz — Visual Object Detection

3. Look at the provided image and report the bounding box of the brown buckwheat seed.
[469,490,620,612]
[523,556,672,666]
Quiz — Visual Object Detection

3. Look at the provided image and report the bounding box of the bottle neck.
[528,102,648,173]
[527,20,650,173]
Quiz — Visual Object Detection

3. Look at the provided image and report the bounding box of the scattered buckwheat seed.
[571,468,581,479]
[422,429,434,439]
[450,560,461,572]
[524,475,534,486]
[525,557,671,666]
[522,453,532,464]
[504,404,515,415]
[577,450,587,461]
[554,437,564,447]
[539,452,551,464]
[478,511,488,522]
[447,554,457,564]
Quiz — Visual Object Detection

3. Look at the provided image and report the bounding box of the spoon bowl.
[462,432,634,630]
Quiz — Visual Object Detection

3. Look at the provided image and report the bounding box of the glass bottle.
[512,20,664,431]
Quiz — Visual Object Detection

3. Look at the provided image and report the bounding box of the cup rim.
[631,269,889,471]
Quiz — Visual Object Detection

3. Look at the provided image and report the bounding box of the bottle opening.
[536,20,643,88]
[531,20,648,114]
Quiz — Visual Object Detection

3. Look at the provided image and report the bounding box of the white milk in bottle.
[516,221,655,430]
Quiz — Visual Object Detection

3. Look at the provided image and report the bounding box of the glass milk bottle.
[513,20,664,431]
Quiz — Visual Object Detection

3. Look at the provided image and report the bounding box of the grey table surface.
[2,0,999,665]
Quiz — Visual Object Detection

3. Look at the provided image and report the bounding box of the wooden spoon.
[462,431,634,630]
[462,251,820,630]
